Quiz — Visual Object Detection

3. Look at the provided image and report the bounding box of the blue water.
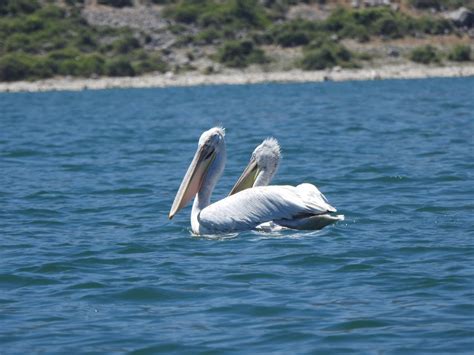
[1,78,473,353]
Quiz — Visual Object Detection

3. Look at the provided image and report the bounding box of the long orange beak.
[228,157,260,196]
[169,144,216,219]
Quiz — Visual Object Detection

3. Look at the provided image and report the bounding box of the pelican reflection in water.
[169,127,343,235]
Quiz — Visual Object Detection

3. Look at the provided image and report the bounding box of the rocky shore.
[1,64,473,93]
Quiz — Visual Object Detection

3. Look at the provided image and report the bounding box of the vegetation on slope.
[0,0,167,81]
[448,44,472,61]
[216,39,268,68]
[300,39,357,70]
[410,45,441,64]
[0,0,472,81]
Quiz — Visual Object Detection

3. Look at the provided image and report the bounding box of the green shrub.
[322,7,452,40]
[165,0,269,29]
[227,0,269,28]
[106,57,135,76]
[410,45,440,64]
[36,5,66,19]
[339,23,370,42]
[198,7,231,27]
[324,7,395,33]
[56,53,106,77]
[176,34,194,46]
[266,20,321,47]
[276,31,311,47]
[300,42,355,70]
[168,24,187,35]
[58,59,80,76]
[217,39,267,68]
[324,8,349,32]
[23,15,44,33]
[301,47,336,70]
[0,53,32,81]
[5,33,33,52]
[251,31,274,45]
[0,53,57,80]
[163,1,202,24]
[31,57,56,78]
[133,54,168,74]
[205,0,269,29]
[373,15,403,38]
[113,36,141,54]
[415,16,452,35]
[194,28,221,44]
[40,37,68,52]
[48,48,81,61]
[448,44,471,62]
[97,0,133,7]
[0,0,40,16]
[74,31,98,51]
[357,52,373,61]
[77,54,106,76]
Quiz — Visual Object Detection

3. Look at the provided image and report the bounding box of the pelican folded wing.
[198,185,333,233]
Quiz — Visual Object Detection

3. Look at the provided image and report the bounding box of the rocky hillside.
[0,0,473,81]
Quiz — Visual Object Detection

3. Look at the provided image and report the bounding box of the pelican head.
[229,137,280,196]
[169,127,225,219]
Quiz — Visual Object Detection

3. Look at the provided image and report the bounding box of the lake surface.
[1,78,473,353]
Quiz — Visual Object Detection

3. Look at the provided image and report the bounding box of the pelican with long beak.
[229,137,344,231]
[229,137,281,196]
[169,127,343,235]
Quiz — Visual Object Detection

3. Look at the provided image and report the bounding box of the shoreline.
[1,64,474,93]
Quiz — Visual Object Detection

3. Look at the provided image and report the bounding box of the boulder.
[388,47,400,57]
[447,7,474,28]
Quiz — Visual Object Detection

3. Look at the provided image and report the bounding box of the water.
[1,78,473,353]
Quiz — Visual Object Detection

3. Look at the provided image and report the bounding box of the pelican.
[229,137,344,231]
[169,127,343,235]
[229,137,281,196]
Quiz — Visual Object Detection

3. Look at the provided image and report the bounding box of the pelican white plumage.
[229,137,344,231]
[169,127,343,235]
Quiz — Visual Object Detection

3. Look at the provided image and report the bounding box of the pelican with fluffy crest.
[229,137,281,196]
[169,127,343,235]
[229,137,344,231]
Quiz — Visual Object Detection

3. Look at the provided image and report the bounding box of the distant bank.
[1,64,474,93]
